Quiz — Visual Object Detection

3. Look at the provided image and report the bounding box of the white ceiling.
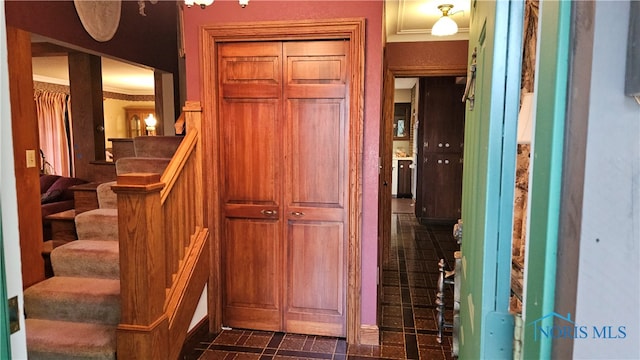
[30,0,470,94]
[385,0,471,43]
[388,0,470,91]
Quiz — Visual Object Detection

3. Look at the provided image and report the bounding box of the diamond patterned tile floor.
[181,212,458,360]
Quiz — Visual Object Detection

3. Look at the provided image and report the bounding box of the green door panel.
[458,0,524,358]
[521,0,571,358]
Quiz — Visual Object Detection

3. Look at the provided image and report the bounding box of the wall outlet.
[26,149,36,168]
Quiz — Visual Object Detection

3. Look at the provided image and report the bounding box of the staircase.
[24,211,120,359]
[24,136,183,359]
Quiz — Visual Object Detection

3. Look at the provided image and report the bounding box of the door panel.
[396,160,412,198]
[422,77,465,153]
[219,40,348,336]
[219,42,284,330]
[219,41,281,100]
[288,100,344,207]
[458,1,523,358]
[422,153,462,220]
[224,219,281,330]
[286,222,345,336]
[222,100,280,206]
[288,223,344,313]
[415,77,465,222]
[284,40,348,337]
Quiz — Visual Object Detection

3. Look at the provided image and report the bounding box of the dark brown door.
[397,160,412,198]
[422,153,463,220]
[218,40,349,336]
[415,76,465,223]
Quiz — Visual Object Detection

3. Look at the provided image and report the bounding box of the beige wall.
[103,99,154,149]
[394,88,412,103]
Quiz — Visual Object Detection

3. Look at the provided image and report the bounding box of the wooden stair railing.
[112,101,209,360]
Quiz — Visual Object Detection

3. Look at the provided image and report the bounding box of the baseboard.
[178,317,210,358]
[359,324,380,345]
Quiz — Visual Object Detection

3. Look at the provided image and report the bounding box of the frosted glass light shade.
[185,0,214,8]
[144,114,157,127]
[185,0,248,8]
[432,15,458,36]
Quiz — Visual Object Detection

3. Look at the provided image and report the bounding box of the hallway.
[181,203,458,359]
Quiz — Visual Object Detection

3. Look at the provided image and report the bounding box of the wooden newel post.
[112,173,169,359]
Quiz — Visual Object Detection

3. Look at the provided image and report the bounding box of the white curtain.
[34,90,73,176]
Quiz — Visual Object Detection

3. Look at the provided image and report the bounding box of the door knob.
[261,209,277,216]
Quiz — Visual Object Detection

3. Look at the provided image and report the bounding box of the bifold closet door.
[283,41,348,337]
[218,40,349,336]
[219,41,284,331]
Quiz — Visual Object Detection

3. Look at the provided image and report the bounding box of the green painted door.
[458,1,524,358]
[521,1,571,357]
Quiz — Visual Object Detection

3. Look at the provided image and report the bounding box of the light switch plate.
[26,149,36,168]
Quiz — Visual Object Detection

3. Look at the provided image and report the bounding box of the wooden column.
[68,52,106,178]
[7,26,45,288]
[113,173,168,359]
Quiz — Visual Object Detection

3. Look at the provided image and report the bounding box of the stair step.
[115,156,172,175]
[51,241,119,279]
[133,135,182,158]
[24,277,120,325]
[75,208,118,240]
[26,318,116,360]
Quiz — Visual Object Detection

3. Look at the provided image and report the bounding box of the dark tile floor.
[182,210,459,360]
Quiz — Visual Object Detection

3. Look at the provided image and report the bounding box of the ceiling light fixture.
[432,4,458,36]
[184,0,248,9]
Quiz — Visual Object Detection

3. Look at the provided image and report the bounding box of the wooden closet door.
[283,41,349,337]
[218,42,284,331]
[218,40,349,337]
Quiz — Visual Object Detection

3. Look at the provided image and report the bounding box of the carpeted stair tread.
[24,277,120,325]
[75,208,118,240]
[96,181,117,209]
[133,135,182,158]
[26,318,115,360]
[115,157,172,175]
[51,240,119,279]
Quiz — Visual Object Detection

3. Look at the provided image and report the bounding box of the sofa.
[40,174,87,240]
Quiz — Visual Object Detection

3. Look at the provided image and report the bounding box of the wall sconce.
[517,92,535,144]
[144,114,157,136]
[185,0,248,9]
[432,4,459,36]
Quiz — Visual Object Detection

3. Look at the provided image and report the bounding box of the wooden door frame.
[378,64,466,277]
[377,63,465,344]
[200,18,365,344]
